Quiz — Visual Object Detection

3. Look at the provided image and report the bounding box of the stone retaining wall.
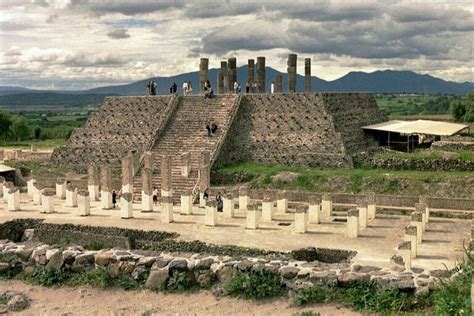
[431,141,474,152]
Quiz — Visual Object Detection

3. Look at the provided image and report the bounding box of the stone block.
[88,184,99,201]
[261,197,274,222]
[239,187,249,212]
[65,184,78,207]
[223,193,234,218]
[205,201,218,226]
[32,183,43,205]
[27,179,36,198]
[161,196,174,223]
[347,208,359,238]
[78,190,90,216]
[41,189,55,213]
[357,199,368,229]
[55,179,66,200]
[277,191,288,213]
[398,241,412,270]
[415,203,427,231]
[294,205,307,233]
[321,193,332,220]
[246,203,260,230]
[3,182,13,202]
[121,192,133,219]
[410,212,423,243]
[180,192,192,215]
[7,187,20,211]
[121,155,134,193]
[366,192,376,220]
[404,226,417,258]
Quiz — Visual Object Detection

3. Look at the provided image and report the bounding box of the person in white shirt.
[233,81,238,94]
[182,81,188,96]
[270,81,275,94]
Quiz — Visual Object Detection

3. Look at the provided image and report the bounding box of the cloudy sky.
[0,0,473,90]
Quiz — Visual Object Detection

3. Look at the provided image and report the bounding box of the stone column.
[41,188,55,213]
[287,53,297,92]
[120,192,133,219]
[410,212,423,243]
[228,57,237,93]
[122,155,134,194]
[55,179,66,200]
[404,226,418,258]
[100,167,113,210]
[419,196,430,223]
[308,196,321,224]
[356,198,368,229]
[3,182,13,202]
[181,152,191,177]
[78,190,90,216]
[347,209,359,238]
[7,187,20,211]
[223,192,235,218]
[141,167,153,212]
[256,56,266,93]
[239,187,250,212]
[199,58,209,94]
[294,205,308,233]
[205,200,218,226]
[180,189,193,215]
[304,58,311,92]
[321,193,332,221]
[218,61,228,94]
[27,179,36,198]
[87,164,99,201]
[415,203,427,232]
[397,241,412,270]
[144,151,154,170]
[246,202,260,230]
[367,192,376,220]
[277,191,288,214]
[65,183,78,207]
[247,59,255,93]
[33,183,43,205]
[275,74,283,93]
[160,196,174,223]
[261,196,274,222]
[161,155,172,197]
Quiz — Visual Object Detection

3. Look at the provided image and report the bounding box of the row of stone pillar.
[199,54,312,94]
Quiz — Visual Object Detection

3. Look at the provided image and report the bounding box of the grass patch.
[225,267,284,300]
[165,270,196,292]
[0,139,65,150]
[84,241,110,251]
[21,266,69,287]
[4,159,67,178]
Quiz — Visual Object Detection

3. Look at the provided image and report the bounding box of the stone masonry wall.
[215,93,387,169]
[49,96,176,172]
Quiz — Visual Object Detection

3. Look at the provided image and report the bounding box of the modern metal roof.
[362,120,469,136]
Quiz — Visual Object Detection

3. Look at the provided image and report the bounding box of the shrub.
[166,270,196,292]
[225,267,284,300]
[292,284,333,306]
[22,267,69,287]
[68,267,113,289]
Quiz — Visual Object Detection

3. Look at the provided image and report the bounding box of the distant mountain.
[0,68,472,106]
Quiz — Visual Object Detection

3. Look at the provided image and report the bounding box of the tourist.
[211,122,218,135]
[238,83,242,93]
[145,81,152,96]
[188,81,193,94]
[203,188,209,202]
[204,82,214,99]
[270,81,275,94]
[246,81,250,93]
[252,81,257,93]
[151,81,156,95]
[205,120,212,137]
[182,81,188,96]
[169,85,173,94]
[172,82,177,94]
[233,81,238,94]
[152,187,158,205]
[216,192,223,212]
[112,190,117,208]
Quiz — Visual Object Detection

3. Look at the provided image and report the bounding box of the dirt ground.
[0,280,360,316]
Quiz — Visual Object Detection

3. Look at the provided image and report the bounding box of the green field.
[375,94,455,117]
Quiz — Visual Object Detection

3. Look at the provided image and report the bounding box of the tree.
[10,117,31,141]
[34,127,41,140]
[451,91,474,122]
[0,111,12,140]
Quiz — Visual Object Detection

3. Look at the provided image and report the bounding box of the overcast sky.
[0,0,473,90]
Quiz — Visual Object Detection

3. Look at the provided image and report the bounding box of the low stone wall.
[431,141,474,152]
[0,240,439,295]
[353,152,474,172]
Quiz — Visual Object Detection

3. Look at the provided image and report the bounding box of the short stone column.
[3,182,13,202]
[121,155,134,194]
[246,202,261,230]
[419,196,430,223]
[347,209,359,238]
[65,183,78,207]
[261,196,274,222]
[180,152,191,177]
[160,196,174,223]
[55,179,66,200]
[180,190,193,215]
[141,168,153,212]
[161,155,172,197]
[100,167,113,210]
[87,164,99,201]
[367,192,376,220]
[120,192,133,219]
[77,190,90,216]
[308,196,321,224]
[33,183,43,205]
[27,179,36,198]
[276,191,288,214]
[397,241,412,270]
[239,187,250,212]
[223,193,235,218]
[7,187,20,211]
[410,212,423,243]
[356,198,368,229]
[415,202,427,231]
[321,193,332,221]
[205,200,218,226]
[41,188,55,213]
[294,205,308,234]
[404,226,418,258]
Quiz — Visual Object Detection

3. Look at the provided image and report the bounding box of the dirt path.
[1,280,360,316]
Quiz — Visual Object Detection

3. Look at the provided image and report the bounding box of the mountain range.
[0,66,472,107]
